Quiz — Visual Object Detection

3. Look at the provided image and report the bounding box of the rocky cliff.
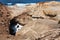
[1,1,60,40]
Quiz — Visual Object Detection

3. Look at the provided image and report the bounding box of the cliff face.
[0,3,12,40]
[1,1,60,40]
[14,1,60,40]
[0,3,10,33]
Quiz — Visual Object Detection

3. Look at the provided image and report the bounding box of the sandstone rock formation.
[13,1,60,40]
[25,1,60,21]
[1,1,60,40]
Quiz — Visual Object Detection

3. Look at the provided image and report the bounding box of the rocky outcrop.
[14,1,60,40]
[0,3,11,34]
[1,1,60,40]
[25,1,60,21]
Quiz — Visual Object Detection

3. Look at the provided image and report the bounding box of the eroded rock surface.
[1,1,60,40]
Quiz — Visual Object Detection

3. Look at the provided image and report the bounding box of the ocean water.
[0,0,60,5]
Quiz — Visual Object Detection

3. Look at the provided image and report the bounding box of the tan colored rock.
[15,19,58,40]
[25,1,60,21]
[8,5,28,19]
[1,1,60,40]
[15,13,32,25]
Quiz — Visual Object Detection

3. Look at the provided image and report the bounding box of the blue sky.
[0,0,60,4]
